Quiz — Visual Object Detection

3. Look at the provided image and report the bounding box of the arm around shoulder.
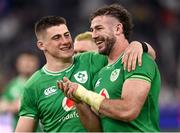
[75,102,102,132]
[144,42,156,59]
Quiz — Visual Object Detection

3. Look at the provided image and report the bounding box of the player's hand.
[122,41,143,72]
[57,77,79,102]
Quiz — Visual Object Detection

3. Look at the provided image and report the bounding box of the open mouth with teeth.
[96,41,104,45]
[60,46,72,51]
[95,40,105,50]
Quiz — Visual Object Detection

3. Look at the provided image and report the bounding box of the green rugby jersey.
[2,77,27,129]
[93,53,161,132]
[2,77,27,101]
[19,52,107,132]
[2,77,42,132]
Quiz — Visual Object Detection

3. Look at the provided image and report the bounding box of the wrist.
[74,84,105,111]
[141,42,148,53]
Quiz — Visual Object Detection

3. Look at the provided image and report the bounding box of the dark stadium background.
[0,0,179,131]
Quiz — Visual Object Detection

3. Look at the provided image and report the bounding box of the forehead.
[74,40,92,46]
[46,24,69,35]
[17,55,37,64]
[90,16,119,28]
[74,40,92,48]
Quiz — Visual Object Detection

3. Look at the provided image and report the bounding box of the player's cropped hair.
[35,16,67,38]
[75,32,93,42]
[90,4,133,40]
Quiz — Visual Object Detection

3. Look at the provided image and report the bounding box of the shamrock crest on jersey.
[74,71,88,83]
[110,69,121,82]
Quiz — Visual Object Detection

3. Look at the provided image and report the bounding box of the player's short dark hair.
[35,16,67,38]
[90,4,133,40]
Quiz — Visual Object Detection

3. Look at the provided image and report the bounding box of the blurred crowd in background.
[0,0,180,131]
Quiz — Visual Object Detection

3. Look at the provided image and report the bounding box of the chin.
[64,52,74,58]
[98,48,106,55]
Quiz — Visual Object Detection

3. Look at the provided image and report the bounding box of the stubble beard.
[99,36,116,56]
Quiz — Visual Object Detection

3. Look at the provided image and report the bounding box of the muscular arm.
[99,79,150,122]
[15,116,37,132]
[58,78,102,132]
[75,102,102,132]
[59,77,150,125]
[59,77,151,122]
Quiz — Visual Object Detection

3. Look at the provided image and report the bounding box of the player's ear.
[115,23,123,35]
[37,40,45,51]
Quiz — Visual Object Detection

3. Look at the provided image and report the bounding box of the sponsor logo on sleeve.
[95,78,101,88]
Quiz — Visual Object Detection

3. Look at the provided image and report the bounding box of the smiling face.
[37,24,74,61]
[90,16,117,56]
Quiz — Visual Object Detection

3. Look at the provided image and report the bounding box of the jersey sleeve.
[19,84,38,119]
[1,86,12,100]
[124,53,156,83]
[1,80,16,100]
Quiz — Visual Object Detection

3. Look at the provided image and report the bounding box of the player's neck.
[45,57,73,72]
[108,39,128,65]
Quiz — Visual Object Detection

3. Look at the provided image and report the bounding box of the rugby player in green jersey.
[15,16,106,132]
[58,4,161,132]
[74,31,98,54]
[15,15,156,132]
[0,52,40,131]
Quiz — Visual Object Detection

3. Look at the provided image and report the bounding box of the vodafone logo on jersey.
[99,89,109,99]
[62,97,76,111]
